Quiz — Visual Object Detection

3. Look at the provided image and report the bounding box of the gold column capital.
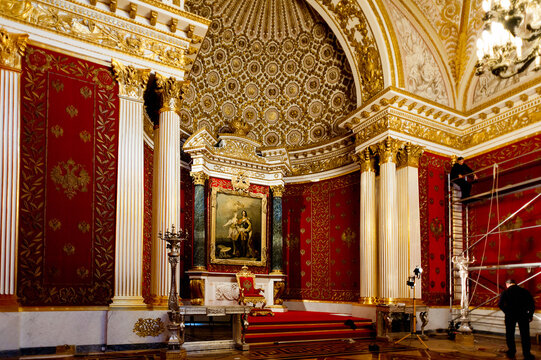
[111,59,150,99]
[270,185,284,197]
[0,29,29,71]
[373,137,403,165]
[190,171,208,185]
[155,73,189,113]
[396,142,424,168]
[355,147,376,173]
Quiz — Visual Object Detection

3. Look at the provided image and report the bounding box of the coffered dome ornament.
[183,0,357,150]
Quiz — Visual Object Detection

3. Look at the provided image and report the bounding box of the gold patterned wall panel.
[183,0,356,149]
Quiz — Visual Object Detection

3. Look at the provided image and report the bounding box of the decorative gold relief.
[190,171,208,186]
[80,86,92,99]
[341,228,355,248]
[358,147,376,173]
[270,185,284,198]
[51,125,64,138]
[373,137,403,165]
[111,59,150,99]
[230,119,252,136]
[51,79,64,92]
[2,0,195,70]
[78,221,90,233]
[155,73,189,113]
[63,243,75,256]
[396,143,424,168]
[76,266,89,279]
[273,281,285,305]
[231,173,250,193]
[79,130,91,143]
[50,159,90,200]
[0,28,29,71]
[190,279,205,305]
[133,318,166,337]
[48,218,62,231]
[65,105,78,118]
[291,153,353,176]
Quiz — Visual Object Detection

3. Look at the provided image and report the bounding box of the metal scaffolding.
[447,149,541,332]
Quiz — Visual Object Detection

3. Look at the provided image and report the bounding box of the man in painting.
[238,210,253,258]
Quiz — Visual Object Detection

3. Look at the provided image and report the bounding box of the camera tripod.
[395,285,428,349]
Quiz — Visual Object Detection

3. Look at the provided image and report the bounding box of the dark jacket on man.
[499,284,535,320]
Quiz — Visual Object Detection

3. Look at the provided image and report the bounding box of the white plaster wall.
[284,300,353,315]
[107,310,168,345]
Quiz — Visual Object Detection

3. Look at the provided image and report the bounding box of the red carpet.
[246,311,375,344]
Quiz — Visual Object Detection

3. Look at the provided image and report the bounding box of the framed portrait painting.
[210,186,267,266]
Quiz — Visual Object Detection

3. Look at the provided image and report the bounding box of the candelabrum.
[476,0,541,78]
[159,225,189,350]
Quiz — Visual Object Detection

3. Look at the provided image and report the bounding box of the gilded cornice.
[372,136,403,164]
[396,142,424,168]
[270,185,284,198]
[155,73,188,113]
[111,59,150,99]
[0,28,29,71]
[0,0,199,71]
[314,0,384,102]
[190,171,208,186]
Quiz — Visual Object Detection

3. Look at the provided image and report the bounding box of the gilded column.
[0,30,28,308]
[110,60,150,307]
[396,143,424,299]
[375,137,403,300]
[191,171,208,270]
[357,148,377,304]
[151,74,188,305]
[270,185,284,274]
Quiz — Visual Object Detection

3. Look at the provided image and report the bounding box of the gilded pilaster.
[396,143,424,299]
[374,138,402,300]
[270,185,284,274]
[111,60,150,307]
[0,29,28,71]
[357,148,378,302]
[151,74,185,305]
[191,171,207,270]
[0,30,27,309]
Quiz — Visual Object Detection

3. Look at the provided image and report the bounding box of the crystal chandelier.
[476,0,541,78]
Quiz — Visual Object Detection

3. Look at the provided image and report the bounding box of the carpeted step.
[245,328,374,343]
[246,321,372,333]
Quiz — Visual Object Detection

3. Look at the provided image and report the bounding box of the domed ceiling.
[182,0,357,149]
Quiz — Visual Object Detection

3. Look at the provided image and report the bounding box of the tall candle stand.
[159,225,188,350]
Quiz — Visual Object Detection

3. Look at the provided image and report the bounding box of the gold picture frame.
[210,186,267,266]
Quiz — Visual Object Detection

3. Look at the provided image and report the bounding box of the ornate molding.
[397,143,424,168]
[358,147,376,173]
[231,172,250,193]
[313,0,384,102]
[1,0,200,71]
[0,29,28,71]
[270,185,284,198]
[190,171,208,186]
[373,137,403,164]
[273,281,285,305]
[133,318,165,337]
[111,59,150,100]
[155,73,189,113]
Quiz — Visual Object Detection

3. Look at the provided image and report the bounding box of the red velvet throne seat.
[236,265,266,308]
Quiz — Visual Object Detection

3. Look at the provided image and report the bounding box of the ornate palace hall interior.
[1,0,541,358]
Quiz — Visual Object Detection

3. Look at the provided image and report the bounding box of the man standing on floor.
[499,279,536,360]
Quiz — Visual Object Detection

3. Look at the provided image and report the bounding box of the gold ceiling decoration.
[183,0,357,149]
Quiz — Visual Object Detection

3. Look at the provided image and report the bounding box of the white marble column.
[396,143,424,299]
[0,30,28,308]
[151,74,188,305]
[110,60,150,307]
[357,148,378,303]
[375,137,403,300]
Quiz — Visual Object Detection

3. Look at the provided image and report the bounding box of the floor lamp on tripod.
[396,266,428,349]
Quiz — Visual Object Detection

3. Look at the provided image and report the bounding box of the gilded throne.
[236,265,266,308]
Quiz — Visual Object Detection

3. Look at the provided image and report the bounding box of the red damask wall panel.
[180,168,194,298]
[18,46,119,305]
[466,136,541,308]
[419,152,451,305]
[143,142,153,304]
[283,172,360,301]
